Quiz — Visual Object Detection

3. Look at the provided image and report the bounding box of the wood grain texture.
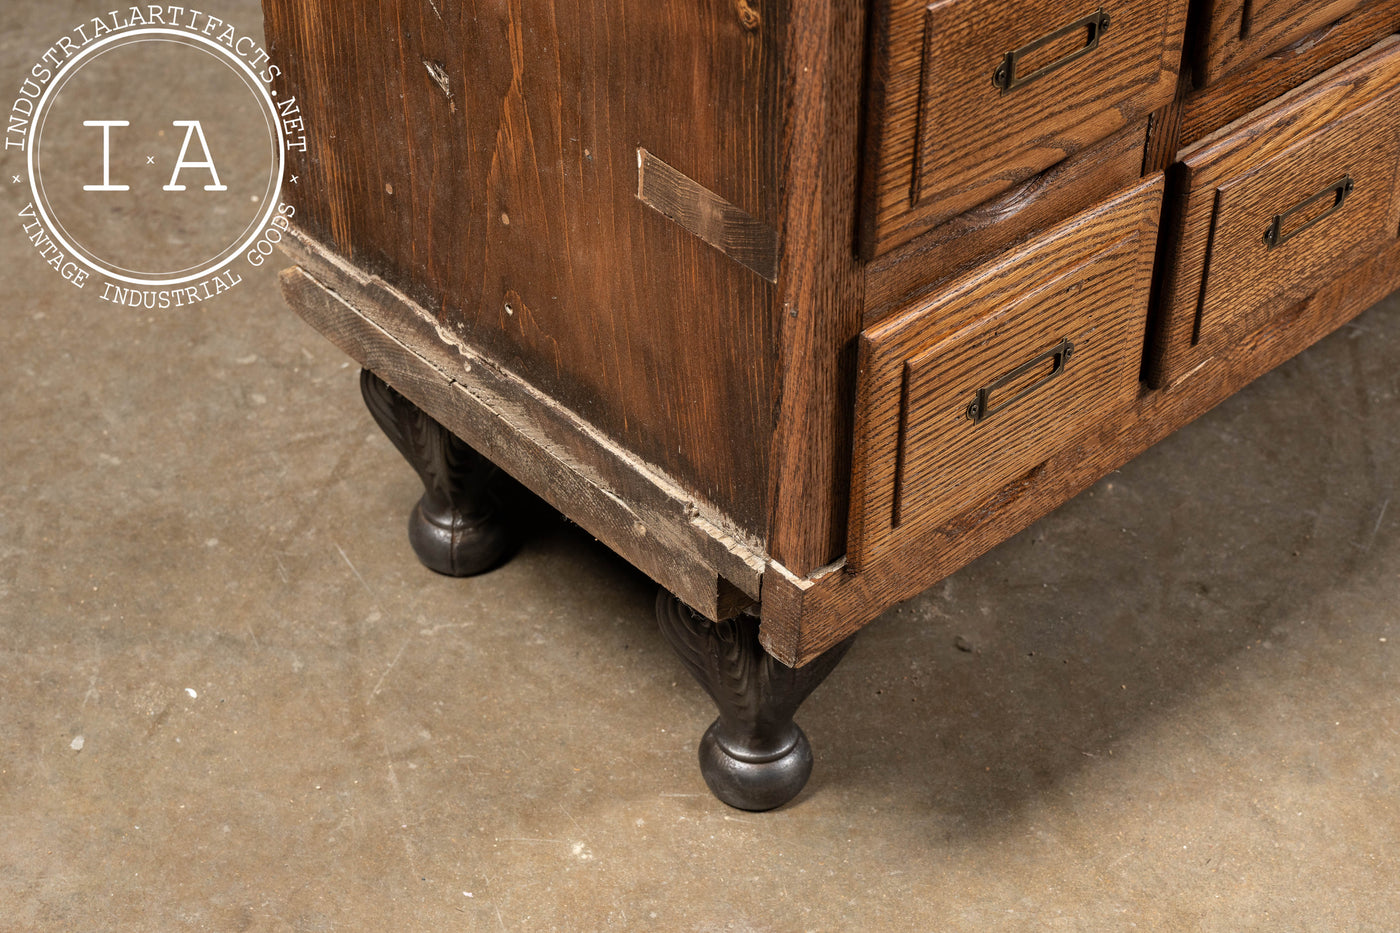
[763,0,869,577]
[260,0,782,536]
[1151,37,1400,386]
[864,122,1149,325]
[860,0,1186,257]
[264,0,1400,675]
[762,235,1400,667]
[1141,64,1192,174]
[1181,0,1400,147]
[636,149,779,283]
[848,176,1164,569]
[1196,0,1370,85]
[278,232,767,622]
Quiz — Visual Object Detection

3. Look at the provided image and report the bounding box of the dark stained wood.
[864,123,1150,325]
[260,0,783,537]
[763,0,869,577]
[1151,37,1400,386]
[278,234,766,622]
[860,0,1187,256]
[1195,0,1371,86]
[848,176,1164,570]
[762,234,1400,667]
[1181,0,1400,147]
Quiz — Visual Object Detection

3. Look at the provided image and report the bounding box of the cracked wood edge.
[277,228,766,620]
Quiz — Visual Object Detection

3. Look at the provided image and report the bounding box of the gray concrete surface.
[4,2,1400,930]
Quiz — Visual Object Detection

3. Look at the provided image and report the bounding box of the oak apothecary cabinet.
[263,0,1400,809]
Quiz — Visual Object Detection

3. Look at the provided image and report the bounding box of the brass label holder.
[966,338,1075,426]
[1263,174,1355,251]
[993,9,1111,94]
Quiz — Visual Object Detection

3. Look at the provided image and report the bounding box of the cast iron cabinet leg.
[656,590,854,811]
[359,369,508,576]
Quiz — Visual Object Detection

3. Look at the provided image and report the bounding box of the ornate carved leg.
[656,590,854,811]
[359,369,509,576]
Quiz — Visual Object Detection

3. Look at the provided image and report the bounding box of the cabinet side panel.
[261,0,781,536]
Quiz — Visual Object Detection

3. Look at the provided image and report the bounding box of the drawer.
[847,175,1164,569]
[1178,0,1400,149]
[1196,0,1373,86]
[860,0,1185,258]
[1150,38,1400,387]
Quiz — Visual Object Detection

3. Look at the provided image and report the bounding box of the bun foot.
[698,719,814,812]
[361,369,511,577]
[407,495,509,577]
[656,590,853,811]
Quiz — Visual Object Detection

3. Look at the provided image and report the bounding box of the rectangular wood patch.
[636,148,779,283]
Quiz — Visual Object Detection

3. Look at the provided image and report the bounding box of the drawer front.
[1151,38,1400,386]
[860,0,1185,258]
[1197,0,1372,85]
[847,176,1164,569]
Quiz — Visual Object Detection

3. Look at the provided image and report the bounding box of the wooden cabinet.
[263,0,1400,808]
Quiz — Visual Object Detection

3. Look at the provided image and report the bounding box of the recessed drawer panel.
[1151,38,1400,387]
[860,0,1185,258]
[1197,0,1373,85]
[847,176,1164,569]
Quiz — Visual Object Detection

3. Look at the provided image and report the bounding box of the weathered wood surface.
[1195,0,1371,85]
[266,0,1400,674]
[1151,37,1400,386]
[860,0,1185,256]
[762,235,1400,667]
[636,149,780,283]
[278,231,765,622]
[1142,65,1192,175]
[261,0,782,537]
[848,177,1164,570]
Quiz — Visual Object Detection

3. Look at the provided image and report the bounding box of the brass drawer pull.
[992,9,1112,94]
[1263,174,1355,251]
[966,338,1075,426]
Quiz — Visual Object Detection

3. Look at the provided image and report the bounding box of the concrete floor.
[5,3,1400,930]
